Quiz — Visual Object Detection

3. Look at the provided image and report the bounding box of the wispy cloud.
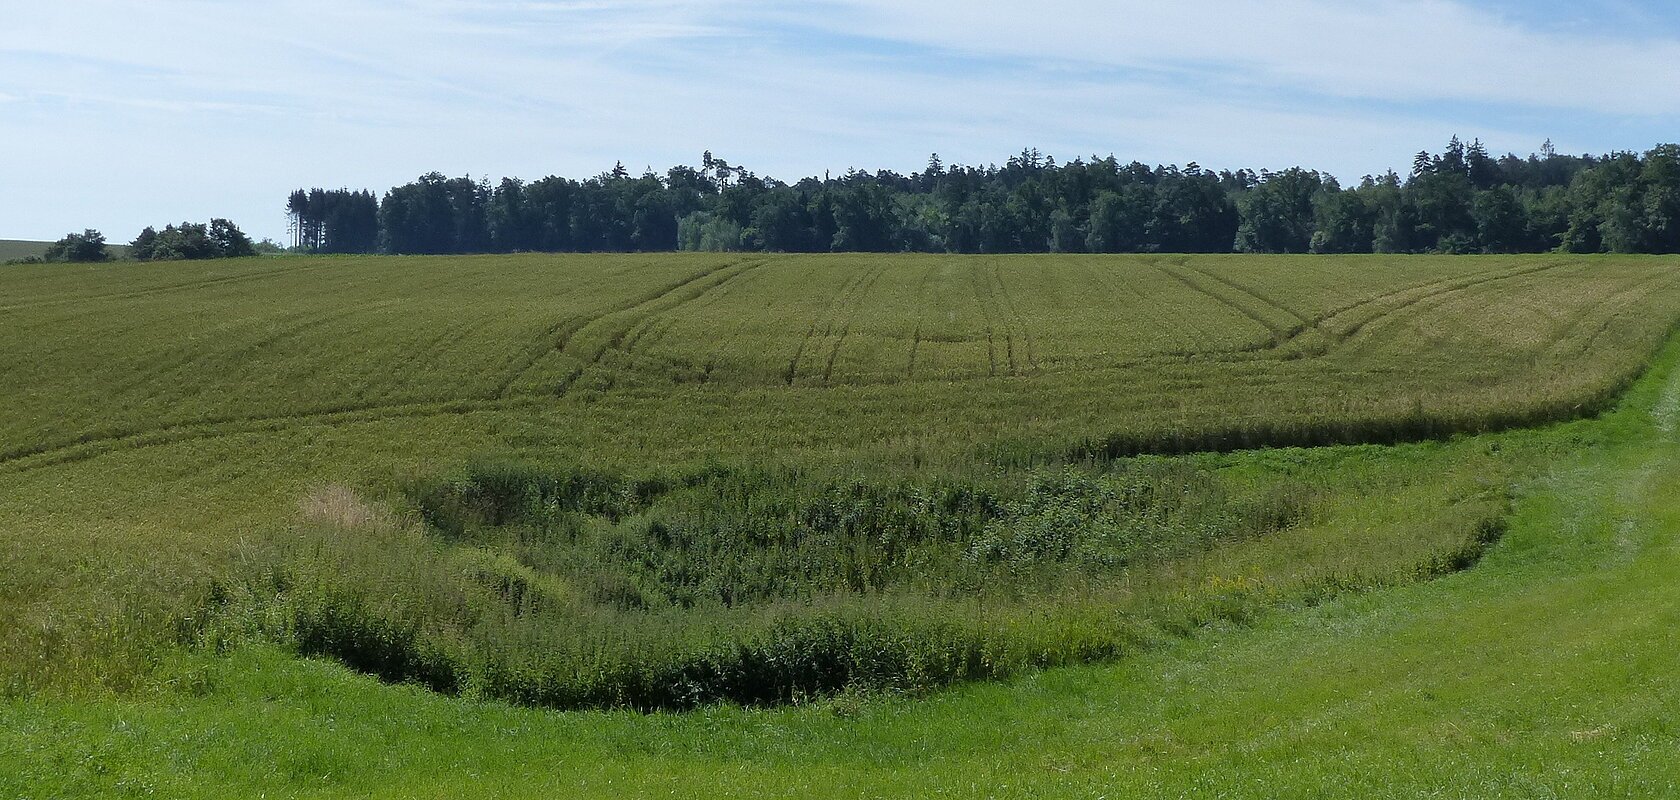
[789,0,1680,115]
[2,0,1677,242]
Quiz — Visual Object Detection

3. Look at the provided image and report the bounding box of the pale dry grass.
[298,484,404,533]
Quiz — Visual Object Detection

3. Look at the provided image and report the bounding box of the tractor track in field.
[1545,269,1680,361]
[969,266,1005,376]
[624,258,770,360]
[993,263,1040,373]
[581,259,772,394]
[2,258,1641,476]
[0,262,1661,478]
[821,265,888,386]
[0,395,554,476]
[691,289,775,385]
[1064,259,1572,372]
[631,260,773,382]
[1277,259,1574,363]
[984,327,999,376]
[0,261,345,314]
[1161,267,1295,344]
[105,300,406,405]
[492,258,748,398]
[905,264,936,378]
[101,307,322,400]
[358,264,526,389]
[575,260,768,364]
[1308,259,1568,347]
[364,309,510,399]
[786,266,876,386]
[616,259,768,356]
[905,322,923,379]
[7,263,784,472]
[1180,264,1313,330]
[1088,258,1195,347]
[786,319,823,385]
[1155,259,1576,365]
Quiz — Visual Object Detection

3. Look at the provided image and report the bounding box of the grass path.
[8,342,1680,797]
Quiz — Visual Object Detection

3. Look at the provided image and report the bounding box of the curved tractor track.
[0,256,1665,476]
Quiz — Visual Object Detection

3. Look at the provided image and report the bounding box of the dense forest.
[287,138,1680,256]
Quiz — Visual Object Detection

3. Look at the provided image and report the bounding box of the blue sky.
[4,0,1680,243]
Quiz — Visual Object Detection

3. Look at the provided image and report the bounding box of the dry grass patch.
[298,484,406,534]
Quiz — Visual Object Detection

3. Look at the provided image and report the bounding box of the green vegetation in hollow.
[194,454,1494,710]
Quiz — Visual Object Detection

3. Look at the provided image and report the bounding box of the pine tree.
[1413,151,1435,178]
[1467,139,1497,189]
[1440,136,1468,175]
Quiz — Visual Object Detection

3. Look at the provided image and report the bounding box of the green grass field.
[5,253,1680,796]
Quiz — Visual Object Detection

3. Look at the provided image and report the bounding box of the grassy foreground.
[7,328,1680,797]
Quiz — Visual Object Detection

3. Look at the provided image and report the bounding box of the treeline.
[131,219,257,261]
[7,219,260,265]
[286,189,379,253]
[289,139,1680,256]
[40,230,113,263]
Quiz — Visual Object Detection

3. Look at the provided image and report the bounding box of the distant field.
[0,239,54,260]
[3,253,1676,473]
[0,238,132,261]
[7,252,1680,795]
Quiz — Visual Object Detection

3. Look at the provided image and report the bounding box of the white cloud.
[788,0,1680,115]
[0,0,1676,241]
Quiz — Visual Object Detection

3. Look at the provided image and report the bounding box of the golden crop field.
[4,253,1676,476]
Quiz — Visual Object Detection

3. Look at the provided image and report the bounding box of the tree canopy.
[287,189,379,254]
[43,230,112,263]
[286,139,1680,257]
[131,219,257,261]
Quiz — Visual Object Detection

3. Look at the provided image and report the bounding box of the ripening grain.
[2,253,1675,473]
